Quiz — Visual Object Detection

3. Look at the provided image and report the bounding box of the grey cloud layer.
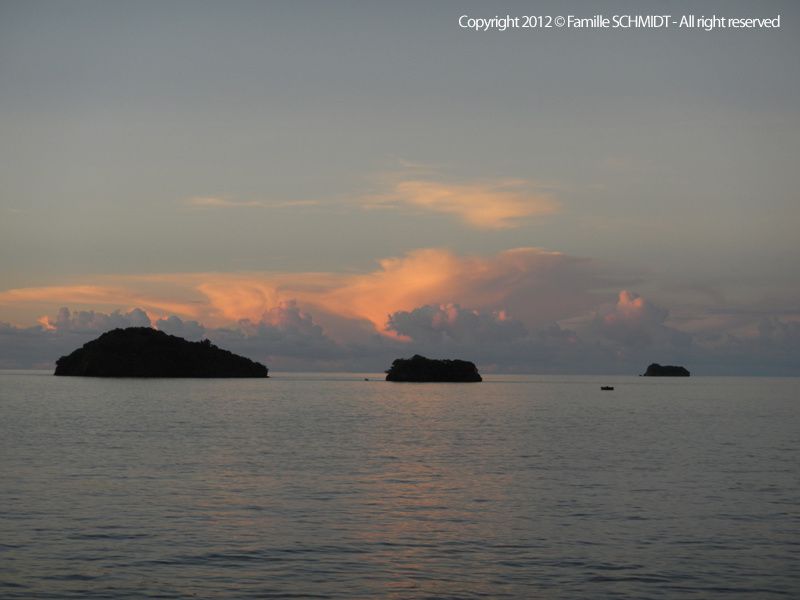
[3,296,798,375]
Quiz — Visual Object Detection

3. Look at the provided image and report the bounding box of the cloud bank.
[1,248,798,374]
[2,292,798,375]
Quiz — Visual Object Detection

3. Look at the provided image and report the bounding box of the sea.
[1,371,798,599]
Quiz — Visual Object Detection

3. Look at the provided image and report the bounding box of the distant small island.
[54,327,269,378]
[385,354,482,382]
[642,363,690,377]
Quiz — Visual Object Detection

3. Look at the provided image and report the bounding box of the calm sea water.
[1,371,798,599]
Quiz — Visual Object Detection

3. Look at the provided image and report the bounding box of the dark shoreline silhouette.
[642,363,690,377]
[54,327,269,378]
[385,354,482,382]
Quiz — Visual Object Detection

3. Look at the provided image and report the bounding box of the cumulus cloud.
[383,303,566,372]
[580,290,693,366]
[378,294,798,375]
[39,307,151,333]
[1,294,799,374]
[311,247,609,332]
[366,179,558,229]
[0,248,616,335]
[384,303,600,373]
[155,315,206,340]
[2,248,799,374]
[206,301,343,370]
[591,290,671,347]
[0,307,152,368]
[237,301,336,356]
[0,303,344,371]
[694,316,800,375]
[387,303,527,345]
[0,322,61,369]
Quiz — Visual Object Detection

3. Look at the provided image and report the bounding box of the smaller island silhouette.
[642,363,690,377]
[54,327,268,378]
[385,354,482,382]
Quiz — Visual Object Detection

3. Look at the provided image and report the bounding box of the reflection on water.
[1,372,798,598]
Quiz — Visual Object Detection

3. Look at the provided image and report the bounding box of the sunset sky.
[1,0,798,374]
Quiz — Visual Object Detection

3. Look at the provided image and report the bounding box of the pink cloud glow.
[0,247,611,335]
[366,179,559,229]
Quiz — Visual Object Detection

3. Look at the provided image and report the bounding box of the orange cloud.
[0,283,204,321]
[367,179,558,229]
[181,250,504,331]
[604,290,668,326]
[300,247,597,332]
[197,278,278,322]
[1,247,605,335]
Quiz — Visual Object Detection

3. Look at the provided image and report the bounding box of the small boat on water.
[600,386,614,391]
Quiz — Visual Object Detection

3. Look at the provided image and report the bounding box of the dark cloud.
[690,317,800,375]
[0,322,60,369]
[387,303,527,345]
[155,315,205,340]
[588,290,691,351]
[43,307,151,333]
[385,303,595,373]
[0,307,152,369]
[1,296,798,375]
[207,301,342,370]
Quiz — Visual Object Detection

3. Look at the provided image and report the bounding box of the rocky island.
[385,354,482,382]
[54,327,269,377]
[642,363,690,377]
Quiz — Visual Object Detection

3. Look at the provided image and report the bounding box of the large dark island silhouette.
[54,327,269,377]
[385,354,482,382]
[642,363,690,377]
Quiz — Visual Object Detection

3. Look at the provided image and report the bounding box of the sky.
[1,0,798,374]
